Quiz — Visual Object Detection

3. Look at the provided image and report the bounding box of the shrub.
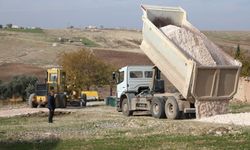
[6,24,12,28]
[0,75,38,100]
[59,48,114,90]
[234,44,250,77]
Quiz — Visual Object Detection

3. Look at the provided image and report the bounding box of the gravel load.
[197,112,250,126]
[160,25,236,66]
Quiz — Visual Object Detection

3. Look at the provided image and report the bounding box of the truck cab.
[115,66,153,111]
[114,65,196,119]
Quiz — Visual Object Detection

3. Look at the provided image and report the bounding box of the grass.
[81,37,99,47]
[0,132,250,150]
[2,28,44,34]
[229,102,250,113]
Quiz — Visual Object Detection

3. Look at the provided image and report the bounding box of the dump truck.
[114,5,242,119]
[29,68,87,108]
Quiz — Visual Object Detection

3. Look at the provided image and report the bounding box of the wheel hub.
[168,104,173,113]
[123,103,128,112]
[153,104,159,114]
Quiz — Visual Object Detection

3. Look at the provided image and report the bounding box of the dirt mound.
[0,63,45,82]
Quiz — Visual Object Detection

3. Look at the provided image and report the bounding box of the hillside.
[0,28,249,82]
[203,31,250,57]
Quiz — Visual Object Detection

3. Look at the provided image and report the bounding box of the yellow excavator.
[28,68,88,108]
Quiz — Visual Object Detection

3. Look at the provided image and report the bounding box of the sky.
[0,0,249,30]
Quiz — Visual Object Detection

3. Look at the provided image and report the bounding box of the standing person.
[48,87,56,123]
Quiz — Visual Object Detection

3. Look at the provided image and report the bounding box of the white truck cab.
[114,66,156,112]
[116,66,153,99]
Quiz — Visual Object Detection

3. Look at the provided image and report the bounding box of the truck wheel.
[122,98,133,116]
[165,97,180,119]
[151,97,166,119]
[28,93,36,108]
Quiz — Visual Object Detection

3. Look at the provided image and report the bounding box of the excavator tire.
[28,93,36,108]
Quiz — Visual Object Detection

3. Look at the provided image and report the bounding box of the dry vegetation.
[203,31,250,58]
[0,28,249,83]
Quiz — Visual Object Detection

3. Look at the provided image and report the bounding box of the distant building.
[12,25,19,29]
[85,25,97,29]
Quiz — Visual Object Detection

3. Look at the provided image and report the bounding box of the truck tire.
[151,97,166,119]
[28,93,36,108]
[122,98,133,116]
[165,97,180,119]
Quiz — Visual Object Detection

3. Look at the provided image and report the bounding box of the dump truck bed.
[140,5,241,100]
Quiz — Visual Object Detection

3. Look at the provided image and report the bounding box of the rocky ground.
[0,101,249,138]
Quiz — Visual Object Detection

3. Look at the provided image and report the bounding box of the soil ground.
[0,101,250,149]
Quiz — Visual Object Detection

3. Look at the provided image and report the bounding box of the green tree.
[0,83,12,99]
[6,23,12,28]
[59,48,114,90]
[241,59,250,77]
[235,44,241,59]
[8,75,38,100]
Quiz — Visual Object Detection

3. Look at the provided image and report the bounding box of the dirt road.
[0,101,105,118]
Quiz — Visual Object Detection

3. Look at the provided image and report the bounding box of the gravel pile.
[161,25,216,66]
[197,112,250,126]
[160,25,236,66]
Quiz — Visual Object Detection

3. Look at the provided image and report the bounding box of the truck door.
[128,70,144,91]
[116,70,126,98]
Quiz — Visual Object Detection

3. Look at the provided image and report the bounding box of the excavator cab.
[46,68,67,108]
[47,68,66,94]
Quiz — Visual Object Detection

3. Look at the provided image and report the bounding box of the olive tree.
[10,75,38,100]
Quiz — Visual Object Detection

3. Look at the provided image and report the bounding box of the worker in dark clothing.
[48,88,56,123]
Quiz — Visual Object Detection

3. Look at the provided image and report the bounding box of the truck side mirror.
[112,72,116,80]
